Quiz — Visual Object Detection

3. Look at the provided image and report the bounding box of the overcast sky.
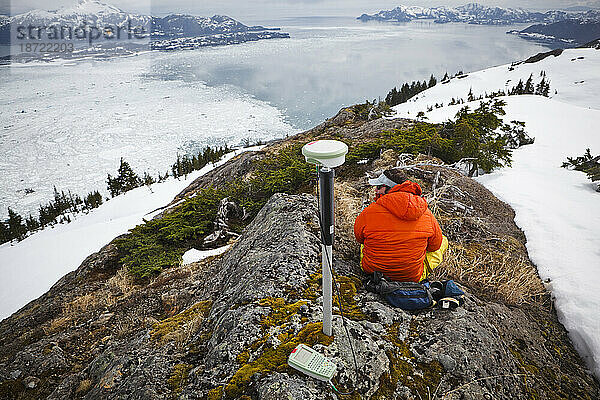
[4,0,599,18]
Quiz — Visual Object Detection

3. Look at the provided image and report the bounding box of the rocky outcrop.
[1,110,599,398]
[580,37,600,49]
[1,189,599,398]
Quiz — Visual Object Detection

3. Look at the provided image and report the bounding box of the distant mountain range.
[357,3,600,25]
[0,0,289,62]
[358,3,600,47]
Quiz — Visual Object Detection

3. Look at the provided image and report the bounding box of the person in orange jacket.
[354,170,448,282]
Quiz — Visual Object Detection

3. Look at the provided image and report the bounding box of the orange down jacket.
[354,181,443,282]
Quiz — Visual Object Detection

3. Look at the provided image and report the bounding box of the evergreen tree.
[143,172,156,186]
[562,149,600,185]
[501,120,534,149]
[444,100,512,176]
[158,171,169,183]
[442,72,449,81]
[25,214,39,231]
[428,74,437,88]
[524,74,535,94]
[0,220,10,244]
[118,158,142,193]
[467,88,475,102]
[84,191,103,210]
[385,87,397,105]
[542,80,551,97]
[511,79,524,95]
[107,158,142,197]
[38,204,50,227]
[385,75,441,107]
[7,207,26,241]
[535,77,546,95]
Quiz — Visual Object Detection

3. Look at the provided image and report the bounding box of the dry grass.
[65,291,116,316]
[149,264,194,289]
[334,181,364,259]
[113,314,142,338]
[150,301,213,349]
[47,316,71,333]
[76,379,92,394]
[45,289,118,334]
[431,240,545,305]
[372,149,401,170]
[107,267,137,296]
[63,294,97,315]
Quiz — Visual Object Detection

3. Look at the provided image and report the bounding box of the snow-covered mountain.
[0,0,288,60]
[151,14,273,39]
[8,0,151,35]
[358,3,599,25]
[389,47,600,378]
[3,0,275,41]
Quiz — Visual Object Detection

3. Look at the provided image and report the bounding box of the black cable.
[315,165,360,396]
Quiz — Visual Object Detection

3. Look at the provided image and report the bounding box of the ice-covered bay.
[0,55,294,218]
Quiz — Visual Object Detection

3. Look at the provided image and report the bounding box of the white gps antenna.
[302,140,348,336]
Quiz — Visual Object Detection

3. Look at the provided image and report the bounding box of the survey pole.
[301,140,348,337]
[319,167,334,336]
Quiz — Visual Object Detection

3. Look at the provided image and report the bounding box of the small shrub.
[345,100,524,177]
[562,148,600,191]
[115,187,223,278]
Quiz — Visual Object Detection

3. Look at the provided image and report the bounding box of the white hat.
[368,172,398,188]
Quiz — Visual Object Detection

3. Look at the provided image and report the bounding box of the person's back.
[354,176,444,282]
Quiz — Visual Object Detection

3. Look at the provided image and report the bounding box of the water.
[0,16,548,218]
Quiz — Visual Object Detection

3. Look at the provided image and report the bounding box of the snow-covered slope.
[391,47,600,378]
[0,147,261,322]
[396,48,600,111]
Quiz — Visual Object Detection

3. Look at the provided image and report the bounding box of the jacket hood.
[376,180,428,221]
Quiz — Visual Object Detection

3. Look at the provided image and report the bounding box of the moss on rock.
[224,322,333,399]
[372,321,443,399]
[258,298,307,328]
[207,385,224,400]
[151,300,213,344]
[168,363,191,394]
[333,275,368,321]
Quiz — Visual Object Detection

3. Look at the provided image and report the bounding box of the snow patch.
[181,245,230,265]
